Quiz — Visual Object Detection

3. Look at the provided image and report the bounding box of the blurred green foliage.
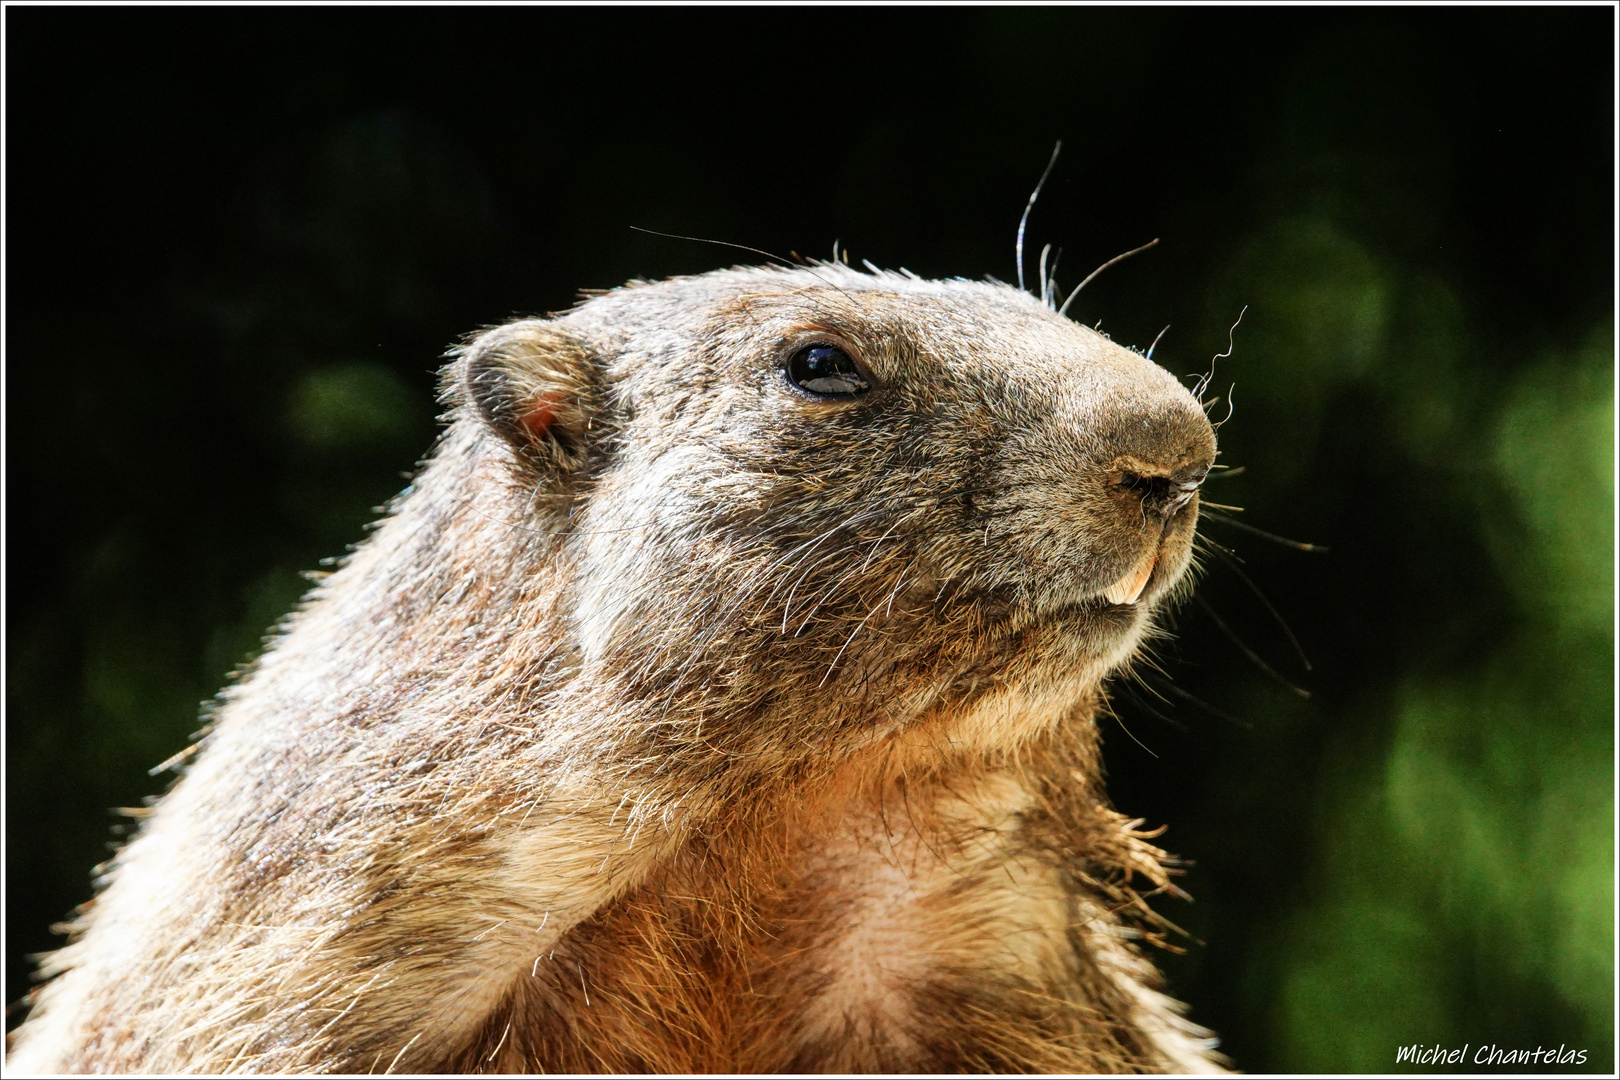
[6,8,1611,1071]
[288,363,426,454]
[1163,59,1613,1065]
[1269,327,1613,1071]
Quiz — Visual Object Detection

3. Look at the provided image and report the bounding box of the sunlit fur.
[10,265,1223,1073]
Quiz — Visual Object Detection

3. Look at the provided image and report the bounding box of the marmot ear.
[452,320,599,470]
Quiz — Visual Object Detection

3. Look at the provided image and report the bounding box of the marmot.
[9,263,1224,1074]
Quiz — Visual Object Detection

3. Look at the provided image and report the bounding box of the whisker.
[1146,324,1169,362]
[1192,305,1245,402]
[1057,238,1160,318]
[794,526,917,636]
[654,494,943,669]
[1145,675,1252,729]
[1208,546,1314,673]
[629,225,795,268]
[768,497,954,614]
[1016,141,1063,295]
[820,571,914,688]
[627,225,868,317]
[474,483,982,544]
[1100,699,1160,759]
[1213,384,1236,429]
[1113,681,1189,733]
[1201,510,1328,553]
[1193,595,1309,698]
[1193,533,1242,562]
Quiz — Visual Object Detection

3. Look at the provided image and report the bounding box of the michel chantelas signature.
[1396,1043,1589,1066]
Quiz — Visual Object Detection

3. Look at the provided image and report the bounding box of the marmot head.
[448,265,1215,777]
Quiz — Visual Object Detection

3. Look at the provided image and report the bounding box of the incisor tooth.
[1103,554,1157,606]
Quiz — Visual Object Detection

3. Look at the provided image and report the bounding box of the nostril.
[1117,467,1207,517]
[1119,471,1173,503]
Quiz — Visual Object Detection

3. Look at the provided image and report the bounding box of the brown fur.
[9,264,1225,1073]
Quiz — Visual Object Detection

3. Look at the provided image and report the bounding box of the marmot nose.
[1091,387,1217,520]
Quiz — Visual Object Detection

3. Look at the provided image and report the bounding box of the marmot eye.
[786,344,870,397]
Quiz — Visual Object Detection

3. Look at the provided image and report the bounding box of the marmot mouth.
[1101,549,1159,606]
[1097,505,1194,608]
[918,539,1177,627]
[958,584,1143,634]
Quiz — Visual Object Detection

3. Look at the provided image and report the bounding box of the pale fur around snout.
[9,262,1225,1075]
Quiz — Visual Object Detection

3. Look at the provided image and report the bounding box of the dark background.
[6,7,1613,1072]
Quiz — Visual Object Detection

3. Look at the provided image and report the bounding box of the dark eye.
[786,344,871,397]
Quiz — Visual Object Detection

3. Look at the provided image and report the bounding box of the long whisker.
[1212,384,1237,429]
[629,224,793,267]
[1207,545,1314,673]
[1113,681,1190,733]
[638,488,981,674]
[794,514,925,635]
[1142,674,1252,729]
[1146,324,1170,361]
[476,483,983,543]
[820,570,914,688]
[1017,141,1063,295]
[1195,533,1242,562]
[1192,305,1245,402]
[771,511,899,631]
[755,487,987,635]
[754,495,985,629]
[1057,238,1160,318]
[1193,595,1310,698]
[1099,699,1160,759]
[1200,510,1328,553]
[627,225,864,312]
